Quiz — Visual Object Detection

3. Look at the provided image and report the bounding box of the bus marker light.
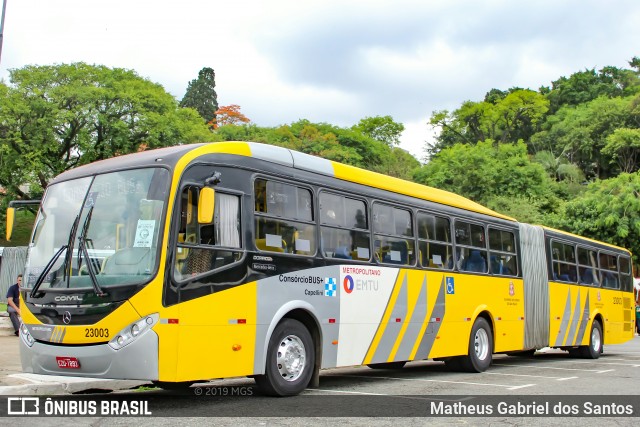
[168,319,179,324]
[238,319,246,324]
[232,344,242,351]
[497,317,502,321]
[332,340,338,345]
[395,318,401,322]
[328,318,336,323]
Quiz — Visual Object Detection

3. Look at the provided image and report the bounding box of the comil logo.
[343,275,355,294]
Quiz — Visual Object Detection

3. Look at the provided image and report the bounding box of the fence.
[0,246,27,300]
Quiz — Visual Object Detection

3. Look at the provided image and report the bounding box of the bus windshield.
[24,168,170,292]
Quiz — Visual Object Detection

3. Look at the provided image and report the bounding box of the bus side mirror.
[6,207,15,241]
[198,187,215,224]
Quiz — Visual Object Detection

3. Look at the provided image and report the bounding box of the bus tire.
[579,320,603,359]
[459,317,493,372]
[255,318,315,396]
[367,361,406,370]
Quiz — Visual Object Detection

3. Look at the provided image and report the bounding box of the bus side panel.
[597,288,630,345]
[174,282,258,381]
[549,282,584,347]
[428,274,525,357]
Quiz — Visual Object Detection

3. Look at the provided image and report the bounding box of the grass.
[0,209,36,247]
[0,303,6,312]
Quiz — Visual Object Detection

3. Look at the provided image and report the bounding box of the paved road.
[4,337,639,425]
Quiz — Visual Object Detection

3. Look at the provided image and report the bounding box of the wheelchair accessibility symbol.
[446,277,455,294]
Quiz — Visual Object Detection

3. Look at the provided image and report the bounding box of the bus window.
[373,203,414,265]
[174,187,242,280]
[455,221,488,273]
[619,256,632,292]
[599,253,619,289]
[319,192,370,261]
[417,212,452,270]
[577,246,599,286]
[254,179,316,255]
[551,241,577,282]
[488,228,517,276]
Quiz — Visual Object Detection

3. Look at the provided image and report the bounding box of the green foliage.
[413,141,556,216]
[0,208,36,247]
[0,63,214,203]
[602,128,640,173]
[547,173,640,264]
[352,115,405,146]
[428,89,549,156]
[180,67,219,124]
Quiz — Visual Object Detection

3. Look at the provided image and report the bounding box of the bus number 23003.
[85,328,109,338]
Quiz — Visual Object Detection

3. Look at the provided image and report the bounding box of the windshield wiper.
[77,205,107,297]
[30,212,81,298]
[30,245,68,298]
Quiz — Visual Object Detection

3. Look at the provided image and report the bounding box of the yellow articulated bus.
[7,142,635,396]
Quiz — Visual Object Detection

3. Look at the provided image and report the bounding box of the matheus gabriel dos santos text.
[430,400,634,416]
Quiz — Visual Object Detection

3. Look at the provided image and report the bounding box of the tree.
[0,62,214,203]
[602,128,640,173]
[214,105,251,127]
[548,173,640,264]
[427,90,549,156]
[180,67,219,126]
[352,115,405,146]
[413,140,557,221]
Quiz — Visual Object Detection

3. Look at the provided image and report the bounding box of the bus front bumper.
[19,329,159,380]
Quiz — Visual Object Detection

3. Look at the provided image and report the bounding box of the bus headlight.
[20,324,35,347]
[108,314,159,350]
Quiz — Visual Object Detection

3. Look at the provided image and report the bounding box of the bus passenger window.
[373,203,414,266]
[254,179,316,256]
[417,212,452,270]
[320,192,370,261]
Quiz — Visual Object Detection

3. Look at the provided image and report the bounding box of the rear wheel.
[255,319,315,396]
[459,317,493,372]
[579,320,603,359]
[367,361,406,370]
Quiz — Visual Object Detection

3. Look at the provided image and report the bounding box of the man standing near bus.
[6,274,21,336]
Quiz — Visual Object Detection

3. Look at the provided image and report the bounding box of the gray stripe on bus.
[370,274,408,364]
[554,290,572,347]
[414,276,446,360]
[395,276,428,362]
[565,290,581,346]
[574,293,590,345]
[59,327,66,343]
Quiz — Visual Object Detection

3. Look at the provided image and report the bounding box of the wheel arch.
[257,300,323,383]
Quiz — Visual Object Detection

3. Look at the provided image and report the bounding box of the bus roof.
[541,225,631,254]
[184,141,516,222]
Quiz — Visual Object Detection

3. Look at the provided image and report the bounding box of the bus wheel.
[579,320,603,359]
[460,317,493,372]
[255,319,315,396]
[367,361,406,370]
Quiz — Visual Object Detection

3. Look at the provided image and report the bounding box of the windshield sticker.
[265,234,282,249]
[84,192,99,207]
[295,239,311,252]
[133,220,155,248]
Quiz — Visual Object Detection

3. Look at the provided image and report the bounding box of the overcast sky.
[1,0,639,159]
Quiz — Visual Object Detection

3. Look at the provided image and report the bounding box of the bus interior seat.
[490,256,502,274]
[255,238,286,253]
[580,268,594,285]
[333,246,352,259]
[464,250,486,272]
[102,247,151,275]
[383,241,408,265]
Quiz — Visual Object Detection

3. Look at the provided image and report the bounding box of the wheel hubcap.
[474,328,489,361]
[591,327,601,352]
[276,335,306,382]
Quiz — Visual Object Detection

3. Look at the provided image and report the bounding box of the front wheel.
[459,317,493,372]
[255,319,315,396]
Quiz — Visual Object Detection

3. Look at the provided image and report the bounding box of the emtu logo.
[343,275,354,294]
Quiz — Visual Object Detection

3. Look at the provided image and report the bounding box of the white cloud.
[2,0,639,158]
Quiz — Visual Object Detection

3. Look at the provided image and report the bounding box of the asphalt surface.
[0,314,148,395]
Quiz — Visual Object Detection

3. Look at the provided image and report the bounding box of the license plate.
[56,356,81,369]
